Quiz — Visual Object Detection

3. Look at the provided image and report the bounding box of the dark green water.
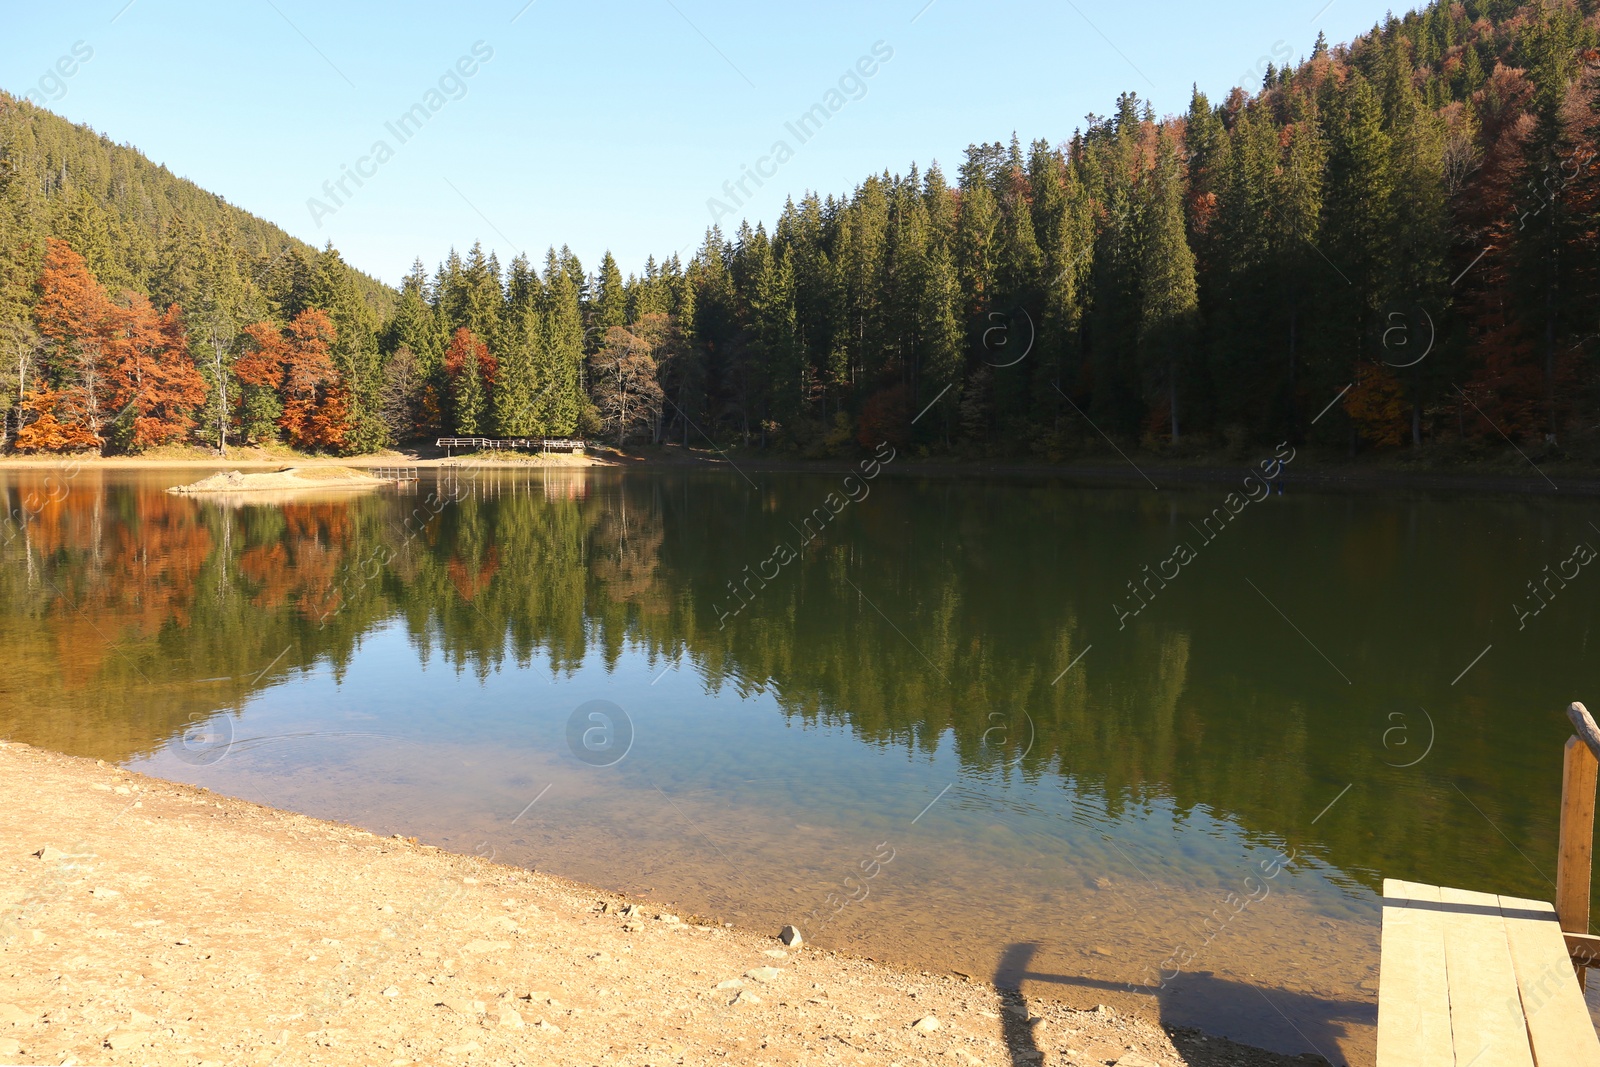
[3,463,1598,1064]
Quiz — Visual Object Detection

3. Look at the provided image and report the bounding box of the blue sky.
[3,0,1396,286]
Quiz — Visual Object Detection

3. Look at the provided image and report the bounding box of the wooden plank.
[1377,879,1454,1067]
[1567,931,1600,966]
[1499,894,1600,1066]
[1558,734,1598,985]
[1569,702,1600,762]
[1439,884,1535,1067]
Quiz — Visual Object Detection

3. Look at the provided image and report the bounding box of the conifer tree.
[305,245,382,449]
[533,250,584,436]
[493,304,540,436]
[1139,135,1200,442]
[444,327,495,436]
[1323,72,1397,448]
[917,238,964,444]
[594,252,627,334]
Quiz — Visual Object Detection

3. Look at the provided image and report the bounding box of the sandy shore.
[0,450,610,471]
[0,742,1314,1067]
[0,444,1593,496]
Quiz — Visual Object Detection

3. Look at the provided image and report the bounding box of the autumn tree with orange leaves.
[234,309,351,451]
[444,326,496,436]
[104,294,209,450]
[15,239,208,453]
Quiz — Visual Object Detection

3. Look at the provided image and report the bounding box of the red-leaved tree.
[235,309,350,451]
[233,308,350,451]
[104,294,209,449]
[19,238,208,452]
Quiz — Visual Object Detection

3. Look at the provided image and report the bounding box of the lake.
[3,461,1598,1065]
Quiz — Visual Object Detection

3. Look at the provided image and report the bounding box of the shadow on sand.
[992,942,1372,1066]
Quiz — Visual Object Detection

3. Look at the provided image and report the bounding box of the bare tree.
[379,345,427,444]
[0,321,40,448]
[591,323,666,448]
[208,321,231,455]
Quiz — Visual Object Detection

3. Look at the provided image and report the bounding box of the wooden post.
[1558,727,1599,987]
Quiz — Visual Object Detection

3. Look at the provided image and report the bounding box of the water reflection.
[3,467,1599,1062]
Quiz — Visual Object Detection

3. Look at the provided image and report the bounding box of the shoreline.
[0,445,1590,496]
[0,741,1317,1067]
[0,438,1587,495]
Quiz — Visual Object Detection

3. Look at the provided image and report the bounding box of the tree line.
[2,0,1597,458]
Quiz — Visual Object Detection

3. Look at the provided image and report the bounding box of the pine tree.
[534,249,584,436]
[1138,135,1200,442]
[1324,72,1397,448]
[954,174,999,320]
[1272,106,1327,439]
[917,238,964,444]
[382,260,446,436]
[594,252,627,333]
[493,304,540,436]
[1383,34,1450,445]
[305,245,382,449]
[1027,139,1091,436]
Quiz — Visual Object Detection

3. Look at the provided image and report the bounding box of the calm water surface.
[5,464,1600,1064]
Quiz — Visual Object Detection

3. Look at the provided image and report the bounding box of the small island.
[165,467,391,494]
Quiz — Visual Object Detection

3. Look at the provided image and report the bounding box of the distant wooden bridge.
[435,437,586,457]
[1377,701,1600,1064]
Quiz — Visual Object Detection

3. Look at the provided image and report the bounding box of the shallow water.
[4,463,1599,1064]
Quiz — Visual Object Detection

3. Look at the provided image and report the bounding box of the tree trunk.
[1287,303,1298,440]
[1545,265,1559,444]
[679,381,689,448]
[214,332,228,456]
[1168,370,1179,443]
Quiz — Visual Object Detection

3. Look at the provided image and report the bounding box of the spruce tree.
[1138,135,1200,442]
[534,249,584,436]
[917,238,964,445]
[595,252,627,333]
[306,245,384,450]
[494,303,540,436]
[1323,72,1398,449]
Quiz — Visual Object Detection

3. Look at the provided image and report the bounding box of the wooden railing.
[435,437,586,456]
[1558,700,1600,984]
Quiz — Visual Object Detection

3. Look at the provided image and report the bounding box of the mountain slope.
[0,91,394,334]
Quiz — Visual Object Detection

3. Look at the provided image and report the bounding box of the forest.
[0,0,1597,460]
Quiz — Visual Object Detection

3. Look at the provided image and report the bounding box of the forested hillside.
[2,0,1598,459]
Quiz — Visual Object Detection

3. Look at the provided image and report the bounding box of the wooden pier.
[435,437,586,457]
[1377,701,1600,1065]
